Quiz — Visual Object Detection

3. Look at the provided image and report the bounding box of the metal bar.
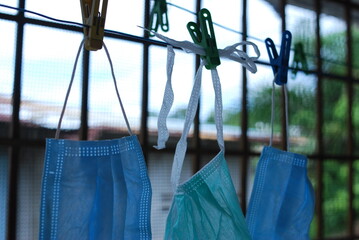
[140,0,151,161]
[345,0,354,236]
[315,0,324,237]
[240,0,249,213]
[80,49,90,141]
[6,0,25,238]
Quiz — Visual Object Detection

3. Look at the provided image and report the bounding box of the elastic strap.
[154,45,175,149]
[269,75,289,150]
[170,62,225,191]
[55,40,133,139]
[170,61,204,191]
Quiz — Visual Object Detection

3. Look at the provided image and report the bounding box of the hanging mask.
[39,40,152,240]
[246,81,315,240]
[153,45,253,239]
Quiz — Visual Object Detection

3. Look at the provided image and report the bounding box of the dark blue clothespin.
[148,0,169,37]
[265,31,292,85]
[187,8,220,70]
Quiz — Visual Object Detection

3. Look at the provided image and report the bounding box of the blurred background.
[1,0,358,239]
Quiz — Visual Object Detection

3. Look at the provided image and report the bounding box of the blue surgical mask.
[246,81,315,240]
[39,40,152,240]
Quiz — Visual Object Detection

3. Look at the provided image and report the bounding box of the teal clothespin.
[187,8,221,70]
[291,42,309,78]
[148,0,169,37]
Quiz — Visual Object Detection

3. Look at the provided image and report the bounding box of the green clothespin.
[291,42,309,78]
[148,0,169,37]
[187,8,220,70]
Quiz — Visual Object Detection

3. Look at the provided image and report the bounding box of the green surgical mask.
[156,55,252,239]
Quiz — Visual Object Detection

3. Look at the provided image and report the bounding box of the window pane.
[22,25,83,139]
[148,45,195,138]
[200,59,242,141]
[25,0,81,24]
[152,1,196,41]
[354,85,359,156]
[248,65,278,151]
[106,0,144,37]
[286,75,317,155]
[16,147,44,240]
[307,158,318,239]
[202,0,242,46]
[320,4,347,77]
[323,160,349,237]
[322,79,348,155]
[88,39,143,134]
[352,10,359,79]
[148,152,193,240]
[247,156,260,205]
[248,0,281,64]
[0,0,19,15]
[286,2,317,72]
[354,160,359,235]
[0,20,16,138]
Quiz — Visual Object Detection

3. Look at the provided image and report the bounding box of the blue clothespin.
[265,31,292,85]
[187,8,220,70]
[148,0,169,37]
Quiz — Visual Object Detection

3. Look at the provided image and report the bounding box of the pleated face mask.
[165,66,251,240]
[246,80,315,240]
[153,41,258,239]
[39,40,152,240]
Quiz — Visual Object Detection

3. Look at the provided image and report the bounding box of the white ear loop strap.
[55,40,133,139]
[269,74,289,150]
[154,45,175,149]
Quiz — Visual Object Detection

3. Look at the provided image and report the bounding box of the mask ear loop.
[284,83,289,150]
[269,74,289,150]
[55,39,133,139]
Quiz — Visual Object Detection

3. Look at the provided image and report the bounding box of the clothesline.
[0,3,351,72]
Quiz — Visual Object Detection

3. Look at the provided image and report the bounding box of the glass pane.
[16,147,44,240]
[320,4,347,76]
[247,156,260,205]
[248,65,279,151]
[148,45,195,139]
[323,79,348,155]
[354,160,359,235]
[307,158,318,239]
[0,20,16,138]
[0,147,9,240]
[248,0,281,64]
[323,160,349,237]
[25,0,81,23]
[106,0,144,37]
[21,25,83,139]
[152,1,196,41]
[148,152,193,240]
[352,10,359,79]
[354,85,359,156]
[286,2,317,72]
[227,154,245,205]
[88,39,143,135]
[286,75,317,155]
[200,59,242,141]
[0,0,19,15]
[202,0,242,46]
